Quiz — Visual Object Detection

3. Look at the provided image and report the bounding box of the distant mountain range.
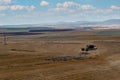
[54,19,120,27]
[104,19,120,24]
[0,19,120,30]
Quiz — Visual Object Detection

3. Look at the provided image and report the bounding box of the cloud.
[48,1,120,20]
[1,1,120,24]
[56,1,80,8]
[95,9,112,14]
[10,5,35,11]
[81,5,94,10]
[50,1,120,16]
[111,5,120,10]
[0,13,5,16]
[0,5,35,11]
[0,0,11,4]
[0,0,35,11]
[95,5,120,14]
[0,5,8,10]
[40,1,49,6]
[50,1,94,13]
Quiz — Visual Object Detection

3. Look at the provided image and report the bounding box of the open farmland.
[0,29,120,80]
[95,30,120,36]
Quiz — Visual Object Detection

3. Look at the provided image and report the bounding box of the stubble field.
[0,30,120,80]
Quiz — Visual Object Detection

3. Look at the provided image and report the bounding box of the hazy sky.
[0,0,120,25]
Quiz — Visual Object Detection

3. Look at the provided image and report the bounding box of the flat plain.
[0,29,120,80]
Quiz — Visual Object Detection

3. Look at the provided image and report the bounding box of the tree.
[81,48,85,51]
[80,47,89,56]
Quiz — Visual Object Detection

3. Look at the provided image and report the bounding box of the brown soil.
[0,30,120,80]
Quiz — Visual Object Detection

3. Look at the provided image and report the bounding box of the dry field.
[0,30,120,80]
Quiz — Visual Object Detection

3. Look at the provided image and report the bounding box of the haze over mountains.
[54,19,120,28]
[0,19,120,30]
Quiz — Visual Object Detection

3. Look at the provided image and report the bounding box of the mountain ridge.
[0,19,120,28]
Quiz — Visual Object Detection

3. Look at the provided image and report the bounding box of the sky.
[0,0,120,25]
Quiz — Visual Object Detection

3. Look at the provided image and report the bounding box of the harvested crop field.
[0,30,120,80]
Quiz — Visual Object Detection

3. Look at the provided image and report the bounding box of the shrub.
[81,48,85,51]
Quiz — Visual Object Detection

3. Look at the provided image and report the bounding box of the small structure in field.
[80,44,97,56]
[86,45,97,51]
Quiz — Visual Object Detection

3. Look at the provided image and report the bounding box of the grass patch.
[38,36,80,40]
[96,30,120,36]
